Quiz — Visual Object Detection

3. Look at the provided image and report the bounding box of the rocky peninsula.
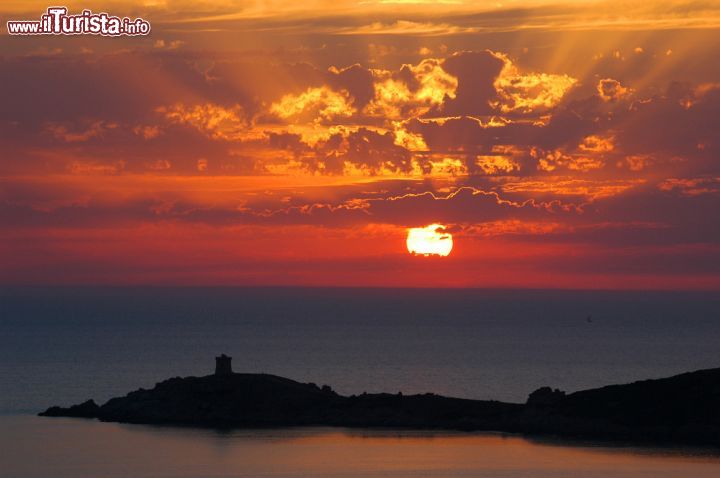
[40,355,720,446]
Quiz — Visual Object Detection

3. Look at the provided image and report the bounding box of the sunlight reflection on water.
[2,416,720,478]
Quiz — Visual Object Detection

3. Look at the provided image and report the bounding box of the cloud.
[475,155,520,175]
[533,148,605,173]
[327,64,376,109]
[492,53,578,114]
[159,103,248,140]
[437,51,505,116]
[364,58,458,120]
[153,39,186,50]
[597,78,631,102]
[5,49,715,185]
[313,128,413,175]
[270,86,356,123]
[332,20,478,36]
[658,177,720,196]
[132,125,163,140]
[46,120,119,143]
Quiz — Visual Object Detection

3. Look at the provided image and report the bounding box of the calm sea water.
[3,287,720,476]
[2,287,720,413]
[3,416,720,478]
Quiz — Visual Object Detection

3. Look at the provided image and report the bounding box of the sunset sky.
[1,0,719,288]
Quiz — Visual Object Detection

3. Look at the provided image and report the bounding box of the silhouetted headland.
[40,355,720,446]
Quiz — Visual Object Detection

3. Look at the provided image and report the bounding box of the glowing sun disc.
[406,224,453,256]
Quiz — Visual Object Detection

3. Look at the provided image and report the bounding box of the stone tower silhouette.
[215,354,233,376]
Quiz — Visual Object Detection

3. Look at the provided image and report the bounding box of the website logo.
[7,7,151,36]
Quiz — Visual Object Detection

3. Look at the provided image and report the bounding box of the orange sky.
[1,1,719,288]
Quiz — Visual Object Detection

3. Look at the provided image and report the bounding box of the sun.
[406,224,453,256]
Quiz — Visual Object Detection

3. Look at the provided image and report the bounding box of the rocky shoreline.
[40,361,720,447]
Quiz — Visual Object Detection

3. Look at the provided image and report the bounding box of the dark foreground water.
[3,287,720,476]
[2,287,720,413]
[3,416,720,478]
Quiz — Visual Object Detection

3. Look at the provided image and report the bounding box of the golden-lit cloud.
[411,59,459,105]
[270,87,355,123]
[418,156,467,177]
[159,103,247,140]
[597,78,631,102]
[393,122,428,151]
[533,148,605,173]
[365,78,414,119]
[493,54,578,113]
[365,59,457,119]
[579,135,615,153]
[475,155,520,175]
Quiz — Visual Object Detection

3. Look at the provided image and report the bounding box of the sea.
[2,287,720,477]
